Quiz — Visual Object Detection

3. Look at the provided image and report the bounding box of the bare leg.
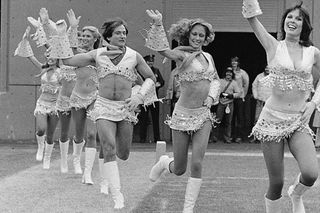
[190,121,211,178]
[116,120,133,161]
[261,140,285,200]
[58,111,72,142]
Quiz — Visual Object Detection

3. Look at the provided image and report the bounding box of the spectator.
[230,56,249,143]
[139,54,165,143]
[250,66,272,143]
[211,68,240,143]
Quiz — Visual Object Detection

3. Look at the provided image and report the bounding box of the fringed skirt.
[250,105,315,142]
[87,95,138,124]
[34,96,57,116]
[165,104,217,134]
[70,90,97,110]
[56,94,71,114]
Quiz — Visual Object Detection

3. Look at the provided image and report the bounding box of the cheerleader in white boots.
[14,25,60,169]
[146,10,220,212]
[243,1,320,212]
[48,16,157,209]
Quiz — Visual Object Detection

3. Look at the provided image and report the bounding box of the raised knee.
[117,150,130,161]
[174,167,187,176]
[301,172,318,186]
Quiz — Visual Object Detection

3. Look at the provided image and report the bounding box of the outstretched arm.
[243,0,278,59]
[62,50,96,67]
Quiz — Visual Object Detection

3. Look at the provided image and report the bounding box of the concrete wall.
[1,0,320,141]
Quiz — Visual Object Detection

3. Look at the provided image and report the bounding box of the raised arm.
[145,9,185,62]
[242,0,278,58]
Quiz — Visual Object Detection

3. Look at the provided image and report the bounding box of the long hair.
[278,2,313,47]
[168,18,214,46]
[101,18,128,42]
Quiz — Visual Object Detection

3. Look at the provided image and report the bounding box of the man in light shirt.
[231,56,249,143]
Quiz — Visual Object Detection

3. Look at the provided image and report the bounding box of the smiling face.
[107,25,127,48]
[188,24,206,49]
[284,9,303,38]
[79,29,96,49]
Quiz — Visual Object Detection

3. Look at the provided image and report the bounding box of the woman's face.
[188,24,206,49]
[284,9,303,37]
[79,30,95,48]
[108,25,127,48]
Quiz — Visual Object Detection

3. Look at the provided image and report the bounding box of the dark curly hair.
[101,17,128,42]
[278,1,313,47]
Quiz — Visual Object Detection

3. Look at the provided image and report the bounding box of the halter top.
[261,41,316,91]
[39,68,61,94]
[176,51,218,84]
[95,47,138,82]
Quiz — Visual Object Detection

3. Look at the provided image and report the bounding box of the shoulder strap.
[222,81,232,93]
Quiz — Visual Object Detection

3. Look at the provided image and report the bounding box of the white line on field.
[201,152,320,158]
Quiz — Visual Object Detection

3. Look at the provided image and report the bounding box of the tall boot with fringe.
[103,161,124,209]
[99,158,109,194]
[43,142,54,169]
[36,134,46,161]
[72,139,85,174]
[288,173,310,213]
[183,177,202,213]
[265,195,282,213]
[82,147,96,185]
[59,139,69,173]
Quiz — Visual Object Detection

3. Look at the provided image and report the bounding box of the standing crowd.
[13,0,320,212]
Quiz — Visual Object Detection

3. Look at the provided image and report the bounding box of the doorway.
[204,32,275,137]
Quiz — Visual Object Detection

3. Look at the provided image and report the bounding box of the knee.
[102,142,116,157]
[301,172,319,186]
[190,161,202,175]
[173,163,187,176]
[116,149,130,161]
[36,128,46,136]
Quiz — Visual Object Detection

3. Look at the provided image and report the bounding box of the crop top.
[176,51,218,84]
[95,46,138,82]
[39,68,61,94]
[261,41,316,91]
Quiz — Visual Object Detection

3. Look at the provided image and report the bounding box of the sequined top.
[261,41,316,91]
[95,47,138,82]
[59,65,77,82]
[39,68,61,94]
[176,52,218,84]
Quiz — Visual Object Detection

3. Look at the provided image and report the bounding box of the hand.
[300,101,316,124]
[55,20,67,36]
[203,96,214,108]
[146,9,162,25]
[66,9,81,27]
[22,26,31,40]
[39,8,49,24]
[125,94,144,112]
[155,82,161,87]
[27,17,41,29]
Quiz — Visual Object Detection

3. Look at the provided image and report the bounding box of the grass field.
[0,142,319,213]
